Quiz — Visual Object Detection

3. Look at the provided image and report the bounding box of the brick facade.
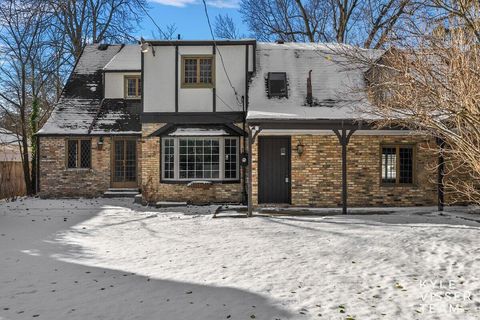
[39,131,461,207]
[39,136,141,198]
[253,134,439,207]
[140,123,245,204]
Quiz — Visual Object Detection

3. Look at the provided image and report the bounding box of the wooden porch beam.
[436,137,445,212]
[333,128,356,214]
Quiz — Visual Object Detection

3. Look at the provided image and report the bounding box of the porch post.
[436,137,445,212]
[247,128,254,217]
[334,128,356,214]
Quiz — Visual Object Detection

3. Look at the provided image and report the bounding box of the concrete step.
[104,188,140,198]
[155,201,187,208]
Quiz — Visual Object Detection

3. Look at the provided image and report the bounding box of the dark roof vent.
[97,44,109,51]
[276,40,285,44]
[267,72,288,98]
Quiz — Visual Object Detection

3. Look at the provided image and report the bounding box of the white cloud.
[206,0,240,8]
[148,0,239,8]
[149,0,196,7]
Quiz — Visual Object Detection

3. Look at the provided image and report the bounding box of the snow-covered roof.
[103,45,141,71]
[247,42,383,121]
[38,44,140,136]
[168,127,229,136]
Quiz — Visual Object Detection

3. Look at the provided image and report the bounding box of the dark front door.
[258,136,291,204]
[112,139,137,188]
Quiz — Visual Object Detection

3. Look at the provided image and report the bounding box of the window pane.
[178,138,220,179]
[224,138,238,179]
[67,140,77,168]
[184,59,197,83]
[137,78,142,96]
[399,147,413,184]
[80,140,91,168]
[127,78,138,97]
[163,138,175,179]
[381,147,396,183]
[268,72,287,97]
[199,58,212,84]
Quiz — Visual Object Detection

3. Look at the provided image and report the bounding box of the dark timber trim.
[148,123,246,137]
[175,45,179,112]
[212,45,216,112]
[141,112,245,124]
[102,69,142,73]
[36,133,141,137]
[140,50,144,113]
[334,128,356,214]
[146,40,256,46]
[436,137,446,211]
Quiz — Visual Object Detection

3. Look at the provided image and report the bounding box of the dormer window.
[181,55,215,88]
[268,72,287,98]
[124,76,141,99]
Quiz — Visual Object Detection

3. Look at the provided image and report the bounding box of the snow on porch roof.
[247,42,383,122]
[167,127,229,136]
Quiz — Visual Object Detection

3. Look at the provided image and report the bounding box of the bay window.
[162,137,239,181]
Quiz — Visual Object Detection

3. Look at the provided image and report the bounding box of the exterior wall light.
[97,136,104,150]
[296,141,305,156]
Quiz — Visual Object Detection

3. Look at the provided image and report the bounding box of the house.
[0,128,26,198]
[37,40,453,209]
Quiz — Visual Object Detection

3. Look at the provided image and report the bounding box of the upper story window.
[124,76,141,99]
[181,55,215,88]
[381,145,415,185]
[267,72,287,98]
[66,139,91,169]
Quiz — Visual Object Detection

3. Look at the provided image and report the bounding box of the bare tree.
[0,0,55,194]
[239,0,414,47]
[214,14,243,39]
[49,0,148,59]
[364,21,480,203]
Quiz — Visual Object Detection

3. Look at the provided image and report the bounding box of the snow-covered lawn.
[1,198,479,320]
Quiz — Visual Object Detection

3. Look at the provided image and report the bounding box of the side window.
[381,145,414,184]
[66,139,91,169]
[125,76,141,98]
[181,56,214,88]
[267,72,287,98]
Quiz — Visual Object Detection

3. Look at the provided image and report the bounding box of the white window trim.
[161,136,239,181]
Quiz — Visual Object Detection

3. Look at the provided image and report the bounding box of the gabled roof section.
[38,44,141,135]
[247,42,383,122]
[103,44,141,71]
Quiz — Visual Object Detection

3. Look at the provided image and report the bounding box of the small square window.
[125,76,141,98]
[381,145,415,185]
[181,56,214,88]
[268,72,287,98]
[66,139,91,169]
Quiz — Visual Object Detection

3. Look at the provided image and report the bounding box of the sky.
[138,0,249,40]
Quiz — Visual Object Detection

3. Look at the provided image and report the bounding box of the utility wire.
[138,1,175,43]
[139,1,239,112]
[201,0,243,107]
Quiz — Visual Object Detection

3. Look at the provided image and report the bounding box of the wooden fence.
[0,161,26,199]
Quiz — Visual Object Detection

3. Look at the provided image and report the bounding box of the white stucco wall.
[143,44,254,113]
[143,46,176,112]
[104,72,141,99]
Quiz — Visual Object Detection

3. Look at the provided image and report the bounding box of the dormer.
[141,40,256,114]
[103,45,141,99]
